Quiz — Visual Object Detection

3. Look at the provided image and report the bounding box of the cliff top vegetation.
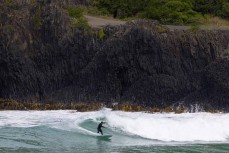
[84,0,229,26]
[0,0,228,27]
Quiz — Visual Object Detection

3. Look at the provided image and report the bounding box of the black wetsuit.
[97,122,105,135]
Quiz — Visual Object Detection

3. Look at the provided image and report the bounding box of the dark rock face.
[0,2,229,110]
[70,22,229,109]
[184,60,229,111]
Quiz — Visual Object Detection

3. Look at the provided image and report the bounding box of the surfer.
[97,121,106,135]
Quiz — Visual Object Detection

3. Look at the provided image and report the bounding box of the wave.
[106,111,229,142]
[0,109,229,142]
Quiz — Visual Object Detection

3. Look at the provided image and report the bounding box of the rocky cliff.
[0,1,229,111]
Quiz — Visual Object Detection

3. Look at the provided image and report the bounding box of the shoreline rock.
[0,99,222,113]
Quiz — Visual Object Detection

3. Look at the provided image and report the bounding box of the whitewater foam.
[106,111,229,142]
[0,109,229,142]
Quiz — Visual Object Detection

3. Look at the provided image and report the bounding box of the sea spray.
[189,104,204,113]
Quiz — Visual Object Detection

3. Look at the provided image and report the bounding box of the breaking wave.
[0,109,229,142]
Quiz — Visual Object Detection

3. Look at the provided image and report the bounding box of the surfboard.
[97,134,112,138]
[96,134,112,140]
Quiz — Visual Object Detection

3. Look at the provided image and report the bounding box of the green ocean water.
[0,110,229,153]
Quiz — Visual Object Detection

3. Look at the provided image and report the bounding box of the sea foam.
[0,109,229,142]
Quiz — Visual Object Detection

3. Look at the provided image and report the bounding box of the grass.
[202,16,229,28]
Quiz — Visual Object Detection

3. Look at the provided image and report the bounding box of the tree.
[193,0,229,18]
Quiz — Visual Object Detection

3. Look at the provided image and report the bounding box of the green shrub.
[143,0,201,25]
[67,6,83,19]
[222,1,229,19]
[32,8,42,27]
[70,17,91,31]
[98,28,105,39]
[92,0,147,18]
[67,6,91,31]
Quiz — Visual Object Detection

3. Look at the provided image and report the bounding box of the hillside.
[0,1,229,111]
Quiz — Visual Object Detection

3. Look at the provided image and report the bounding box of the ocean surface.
[0,109,229,153]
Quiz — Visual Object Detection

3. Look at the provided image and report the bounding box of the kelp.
[0,99,220,113]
